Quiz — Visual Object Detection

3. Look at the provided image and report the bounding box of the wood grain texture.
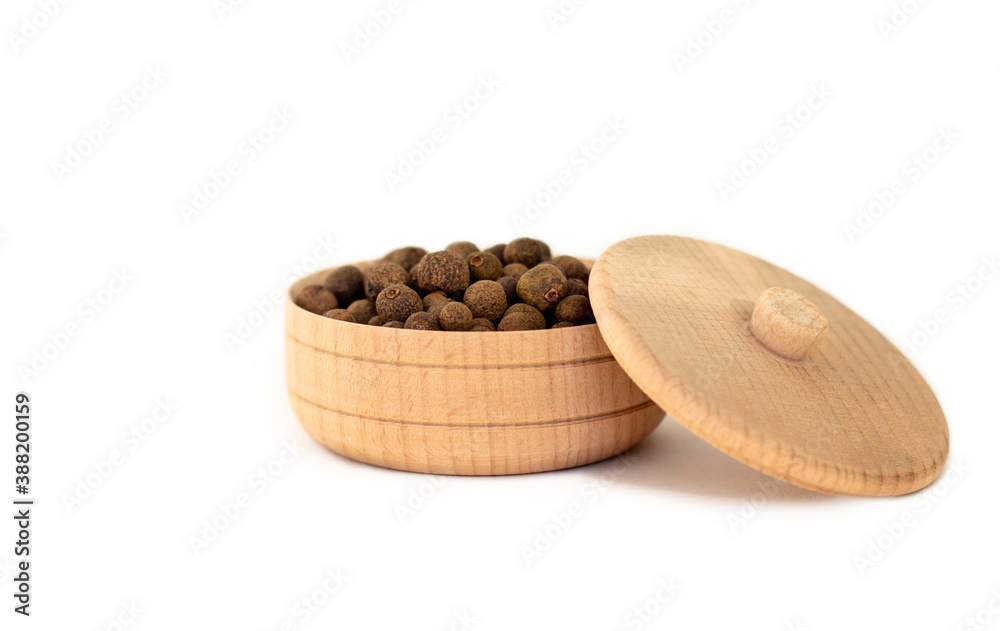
[286,262,663,475]
[589,236,949,497]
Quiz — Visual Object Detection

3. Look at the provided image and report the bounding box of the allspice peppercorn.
[439,301,473,331]
[404,311,440,330]
[516,263,567,312]
[297,238,595,333]
[498,311,546,331]
[426,303,446,320]
[407,264,422,290]
[469,318,495,331]
[321,309,358,323]
[504,303,543,318]
[347,298,378,322]
[347,299,377,324]
[467,251,503,281]
[503,238,542,268]
[445,241,479,259]
[555,295,590,325]
[502,263,528,280]
[384,246,427,271]
[417,251,470,294]
[423,292,450,310]
[376,284,423,322]
[566,278,589,299]
[537,240,552,262]
[366,261,410,299]
[324,265,365,305]
[295,285,338,315]
[463,280,508,321]
[497,276,518,306]
[484,243,507,264]
[550,255,589,281]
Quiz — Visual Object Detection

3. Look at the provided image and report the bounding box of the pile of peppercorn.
[293,238,594,331]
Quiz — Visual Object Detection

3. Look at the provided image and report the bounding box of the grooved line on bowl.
[286,332,617,370]
[288,389,658,429]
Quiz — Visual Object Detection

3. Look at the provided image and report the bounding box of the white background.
[2,0,999,629]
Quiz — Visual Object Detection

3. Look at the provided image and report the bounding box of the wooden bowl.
[285,262,663,475]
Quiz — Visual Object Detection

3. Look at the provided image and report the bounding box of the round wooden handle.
[749,287,829,361]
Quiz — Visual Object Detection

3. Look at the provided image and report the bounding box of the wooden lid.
[589,236,949,497]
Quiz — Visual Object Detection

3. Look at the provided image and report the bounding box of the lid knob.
[749,287,829,361]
